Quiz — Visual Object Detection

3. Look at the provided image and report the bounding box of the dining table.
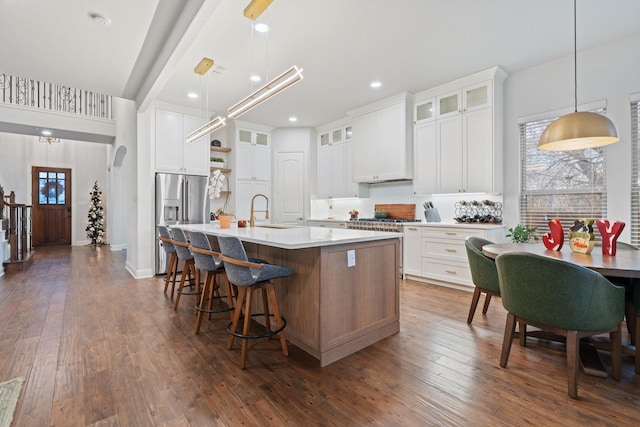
[482,242,639,377]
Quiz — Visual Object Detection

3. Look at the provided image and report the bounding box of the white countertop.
[175,223,401,250]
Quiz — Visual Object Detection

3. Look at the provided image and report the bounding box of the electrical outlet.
[347,250,356,267]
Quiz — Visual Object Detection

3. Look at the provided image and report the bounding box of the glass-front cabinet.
[414,98,435,123]
[463,80,492,112]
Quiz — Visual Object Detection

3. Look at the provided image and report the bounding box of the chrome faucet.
[249,193,269,227]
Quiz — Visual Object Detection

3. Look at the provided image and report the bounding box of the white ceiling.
[2,0,640,133]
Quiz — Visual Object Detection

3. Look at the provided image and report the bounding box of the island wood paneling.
[242,239,400,366]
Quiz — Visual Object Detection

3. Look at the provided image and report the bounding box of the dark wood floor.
[1,246,639,426]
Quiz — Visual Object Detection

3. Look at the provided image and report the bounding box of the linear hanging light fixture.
[228,65,303,119]
[186,57,226,142]
[244,0,273,20]
[538,0,618,151]
[186,116,226,143]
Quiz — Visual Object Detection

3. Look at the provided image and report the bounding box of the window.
[519,108,607,235]
[38,171,66,205]
[631,99,640,245]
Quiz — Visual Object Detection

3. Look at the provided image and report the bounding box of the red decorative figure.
[542,219,564,251]
[596,220,625,256]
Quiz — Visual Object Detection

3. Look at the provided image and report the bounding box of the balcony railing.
[0,74,113,120]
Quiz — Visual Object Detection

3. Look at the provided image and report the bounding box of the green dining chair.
[465,237,500,324]
[596,240,640,363]
[495,252,625,399]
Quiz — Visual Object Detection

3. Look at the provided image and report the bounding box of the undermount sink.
[255,224,295,229]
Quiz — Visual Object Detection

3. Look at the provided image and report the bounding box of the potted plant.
[210,157,225,169]
[506,224,538,243]
[349,209,359,219]
[209,170,233,228]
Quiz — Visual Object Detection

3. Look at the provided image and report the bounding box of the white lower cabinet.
[403,224,505,289]
[402,225,422,276]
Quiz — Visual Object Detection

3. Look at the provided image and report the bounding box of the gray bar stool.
[217,235,293,369]
[169,228,200,311]
[157,225,178,298]
[188,231,235,334]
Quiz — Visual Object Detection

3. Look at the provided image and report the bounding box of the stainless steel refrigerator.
[155,173,210,274]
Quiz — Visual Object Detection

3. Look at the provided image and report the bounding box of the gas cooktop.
[351,218,420,223]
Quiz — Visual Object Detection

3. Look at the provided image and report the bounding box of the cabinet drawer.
[422,258,472,285]
[422,227,486,240]
[422,239,466,261]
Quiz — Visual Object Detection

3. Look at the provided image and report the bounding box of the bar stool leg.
[228,286,247,350]
[163,253,177,295]
[195,271,213,334]
[174,261,194,310]
[240,288,253,370]
[267,283,288,357]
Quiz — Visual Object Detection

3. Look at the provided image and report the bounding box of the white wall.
[0,132,108,245]
[108,98,136,251]
[503,33,640,241]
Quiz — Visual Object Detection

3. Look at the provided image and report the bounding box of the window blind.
[631,101,640,245]
[519,108,607,236]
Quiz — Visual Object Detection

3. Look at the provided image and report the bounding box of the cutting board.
[374,204,416,220]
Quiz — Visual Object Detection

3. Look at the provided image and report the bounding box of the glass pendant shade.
[538,111,619,151]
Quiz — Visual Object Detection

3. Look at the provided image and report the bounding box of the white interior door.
[275,152,304,224]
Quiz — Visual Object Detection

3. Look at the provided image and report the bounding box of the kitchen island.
[176,223,401,367]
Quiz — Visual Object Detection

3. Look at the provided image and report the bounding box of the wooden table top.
[482,243,640,279]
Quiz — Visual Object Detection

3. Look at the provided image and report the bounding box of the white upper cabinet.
[349,92,413,183]
[234,124,272,221]
[317,119,358,198]
[155,108,209,175]
[412,67,506,195]
[236,127,270,181]
[414,98,435,124]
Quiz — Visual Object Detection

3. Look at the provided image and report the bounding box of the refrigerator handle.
[183,178,189,222]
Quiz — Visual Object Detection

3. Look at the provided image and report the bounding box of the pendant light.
[186,57,226,143]
[538,0,619,151]
[227,0,303,119]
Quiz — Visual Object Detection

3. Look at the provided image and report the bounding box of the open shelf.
[210,167,232,174]
[210,146,231,153]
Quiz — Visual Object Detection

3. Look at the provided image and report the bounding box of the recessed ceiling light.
[187,92,198,99]
[249,74,261,82]
[288,116,298,122]
[370,81,382,88]
[41,130,52,136]
[255,23,269,33]
[88,12,111,27]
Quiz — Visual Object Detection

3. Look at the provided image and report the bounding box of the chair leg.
[566,330,579,399]
[610,324,622,381]
[467,287,482,324]
[261,287,271,333]
[228,286,247,350]
[519,321,527,347]
[174,261,194,310]
[500,312,517,368]
[482,294,492,315]
[224,275,235,320]
[635,315,640,374]
[164,253,177,294]
[195,272,214,334]
[240,287,254,369]
[625,302,636,344]
[267,283,288,357]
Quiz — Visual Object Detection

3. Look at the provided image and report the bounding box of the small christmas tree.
[86,181,105,246]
